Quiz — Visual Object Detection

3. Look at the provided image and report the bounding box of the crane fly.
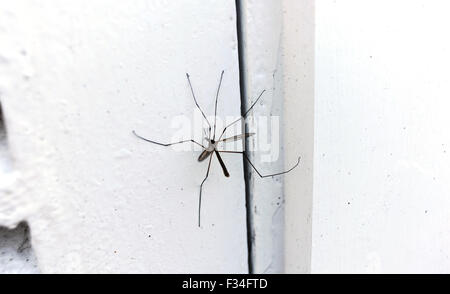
[133,70,300,227]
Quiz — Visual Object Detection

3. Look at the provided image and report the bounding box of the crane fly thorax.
[198,139,217,162]
[205,138,217,152]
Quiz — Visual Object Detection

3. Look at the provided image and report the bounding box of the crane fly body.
[133,71,300,227]
[198,133,255,164]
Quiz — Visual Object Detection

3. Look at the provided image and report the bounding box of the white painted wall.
[312,0,450,273]
[3,0,449,274]
[0,0,247,273]
[283,0,314,274]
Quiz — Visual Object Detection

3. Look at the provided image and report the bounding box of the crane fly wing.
[198,150,212,162]
[220,133,255,143]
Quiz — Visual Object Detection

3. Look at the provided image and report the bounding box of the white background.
[2,0,450,274]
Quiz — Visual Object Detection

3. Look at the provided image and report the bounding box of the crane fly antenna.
[186,73,212,138]
[217,89,266,141]
[132,130,206,149]
[218,150,301,178]
[213,70,225,140]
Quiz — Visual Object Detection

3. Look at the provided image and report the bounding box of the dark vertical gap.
[0,100,11,169]
[0,100,13,173]
[0,101,5,139]
[235,0,254,274]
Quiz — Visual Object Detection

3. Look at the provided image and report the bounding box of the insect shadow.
[133,71,300,227]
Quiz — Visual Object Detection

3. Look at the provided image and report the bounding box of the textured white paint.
[0,1,247,273]
[282,0,314,274]
[313,0,450,273]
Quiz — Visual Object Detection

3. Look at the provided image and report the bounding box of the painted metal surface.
[239,0,314,273]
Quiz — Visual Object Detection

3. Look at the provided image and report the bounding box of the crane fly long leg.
[217,150,301,178]
[199,153,214,227]
[217,89,266,141]
[133,130,206,149]
[186,73,212,138]
[215,150,230,177]
[213,70,225,140]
